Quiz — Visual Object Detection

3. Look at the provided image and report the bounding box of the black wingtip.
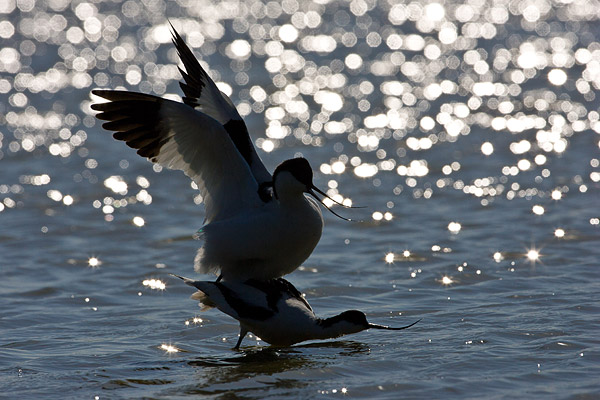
[91,89,108,98]
[169,19,181,42]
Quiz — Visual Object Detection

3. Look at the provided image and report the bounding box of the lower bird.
[171,274,420,348]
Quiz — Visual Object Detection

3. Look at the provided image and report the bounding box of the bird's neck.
[273,172,307,203]
[276,190,308,205]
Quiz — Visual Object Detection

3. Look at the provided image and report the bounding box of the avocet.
[92,25,357,281]
[172,274,420,348]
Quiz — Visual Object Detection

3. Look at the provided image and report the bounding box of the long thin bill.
[368,318,422,331]
[308,188,353,221]
[310,185,364,209]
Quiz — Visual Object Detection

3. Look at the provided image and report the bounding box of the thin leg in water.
[234,327,248,349]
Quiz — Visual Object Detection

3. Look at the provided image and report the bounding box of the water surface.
[1,0,599,398]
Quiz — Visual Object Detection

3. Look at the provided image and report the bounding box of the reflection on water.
[526,248,541,262]
[1,0,599,398]
[142,278,166,290]
[160,343,180,353]
[87,256,101,267]
[184,341,368,395]
[2,0,599,219]
[187,352,316,395]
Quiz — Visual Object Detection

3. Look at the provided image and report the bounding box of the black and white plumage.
[91,25,356,281]
[171,274,420,348]
[170,24,272,189]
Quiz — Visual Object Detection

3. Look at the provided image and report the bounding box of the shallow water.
[1,0,599,398]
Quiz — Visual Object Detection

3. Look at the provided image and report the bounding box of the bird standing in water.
[172,274,420,348]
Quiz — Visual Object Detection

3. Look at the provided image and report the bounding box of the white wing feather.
[91,90,262,223]
[155,101,262,222]
[170,24,272,185]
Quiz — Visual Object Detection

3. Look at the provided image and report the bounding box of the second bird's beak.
[368,319,422,331]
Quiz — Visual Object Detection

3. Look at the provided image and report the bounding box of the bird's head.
[320,310,421,336]
[272,158,356,221]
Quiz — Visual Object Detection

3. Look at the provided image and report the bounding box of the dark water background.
[1,0,599,398]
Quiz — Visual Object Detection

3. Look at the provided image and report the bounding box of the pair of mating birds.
[92,25,418,348]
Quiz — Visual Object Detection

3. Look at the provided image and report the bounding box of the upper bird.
[172,274,420,348]
[91,24,354,281]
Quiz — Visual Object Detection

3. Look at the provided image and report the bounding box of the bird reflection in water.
[185,341,370,394]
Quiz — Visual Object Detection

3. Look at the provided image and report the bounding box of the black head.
[319,310,420,338]
[273,158,355,221]
[273,157,313,187]
[319,310,370,329]
[339,310,370,327]
[330,310,421,331]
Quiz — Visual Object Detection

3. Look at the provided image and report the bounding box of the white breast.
[195,195,323,280]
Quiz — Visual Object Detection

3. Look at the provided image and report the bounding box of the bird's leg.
[234,327,248,349]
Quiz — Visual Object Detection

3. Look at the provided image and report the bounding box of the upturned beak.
[368,319,421,330]
[307,185,354,221]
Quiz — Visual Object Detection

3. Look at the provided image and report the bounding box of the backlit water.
[1,0,599,398]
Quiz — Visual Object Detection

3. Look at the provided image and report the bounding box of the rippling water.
[1,0,599,398]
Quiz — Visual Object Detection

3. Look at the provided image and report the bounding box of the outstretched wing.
[91,90,262,223]
[170,23,272,187]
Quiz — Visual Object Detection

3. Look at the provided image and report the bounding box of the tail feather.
[170,273,216,311]
[170,273,196,286]
[190,291,216,311]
